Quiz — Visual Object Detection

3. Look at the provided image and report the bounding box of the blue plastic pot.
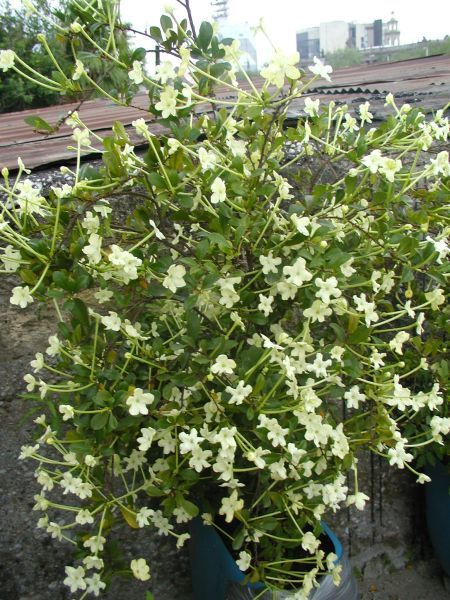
[189,517,343,600]
[425,460,450,576]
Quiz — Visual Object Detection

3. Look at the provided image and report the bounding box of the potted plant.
[0,1,448,598]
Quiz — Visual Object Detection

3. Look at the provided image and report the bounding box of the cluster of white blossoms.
[2,9,448,599]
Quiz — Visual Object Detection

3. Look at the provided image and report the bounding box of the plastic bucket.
[189,517,358,600]
[425,460,450,576]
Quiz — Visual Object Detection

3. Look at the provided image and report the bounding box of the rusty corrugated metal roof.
[1,54,449,171]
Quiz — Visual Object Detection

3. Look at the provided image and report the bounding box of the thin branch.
[181,0,197,39]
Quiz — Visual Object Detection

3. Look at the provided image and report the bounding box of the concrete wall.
[319,21,350,54]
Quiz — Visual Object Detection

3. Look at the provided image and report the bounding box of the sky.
[120,0,450,66]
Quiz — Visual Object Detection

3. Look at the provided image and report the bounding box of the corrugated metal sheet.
[1,54,449,171]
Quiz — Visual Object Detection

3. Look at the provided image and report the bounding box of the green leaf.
[145,485,166,497]
[232,526,246,551]
[24,115,55,133]
[197,21,213,51]
[132,47,147,62]
[149,26,163,42]
[160,14,173,32]
[90,411,109,430]
[186,310,201,340]
[19,268,38,285]
[177,496,199,517]
[120,506,139,528]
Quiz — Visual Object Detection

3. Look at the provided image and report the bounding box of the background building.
[297,15,400,60]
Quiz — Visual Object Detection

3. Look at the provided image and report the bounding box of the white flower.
[173,507,191,524]
[429,151,450,177]
[130,558,151,581]
[301,531,320,554]
[346,492,370,510]
[137,506,154,528]
[101,311,121,331]
[282,256,312,287]
[128,60,144,85]
[430,416,450,442]
[217,278,240,310]
[291,214,311,236]
[225,381,252,405]
[259,252,281,275]
[176,532,191,548]
[276,280,297,300]
[189,446,213,472]
[82,233,102,265]
[379,157,402,182]
[303,300,332,323]
[236,551,252,571]
[426,235,449,264]
[211,354,236,376]
[344,386,366,409]
[81,211,100,233]
[425,288,445,310]
[389,331,410,354]
[304,97,320,117]
[387,442,413,469]
[149,219,166,240]
[72,59,85,80]
[359,102,373,123]
[260,50,300,88]
[64,566,86,593]
[163,264,186,293]
[94,289,113,304]
[76,510,94,525]
[353,293,379,326]
[154,61,176,84]
[308,56,332,81]
[340,258,356,278]
[59,405,75,421]
[23,373,36,392]
[258,294,274,317]
[219,490,244,523]
[179,428,204,454]
[211,176,227,204]
[416,473,431,485]
[314,276,341,305]
[10,286,33,308]
[19,443,39,460]
[137,427,156,451]
[362,149,383,174]
[246,447,270,469]
[83,535,106,553]
[132,118,150,137]
[72,127,91,147]
[126,388,155,416]
[84,455,98,467]
[108,244,142,282]
[0,49,15,71]
[258,415,288,447]
[1,245,21,272]
[85,573,106,597]
[198,147,217,171]
[155,86,178,118]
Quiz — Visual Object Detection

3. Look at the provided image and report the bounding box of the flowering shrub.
[0,1,449,597]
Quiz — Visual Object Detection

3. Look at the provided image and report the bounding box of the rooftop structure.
[1,54,449,171]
